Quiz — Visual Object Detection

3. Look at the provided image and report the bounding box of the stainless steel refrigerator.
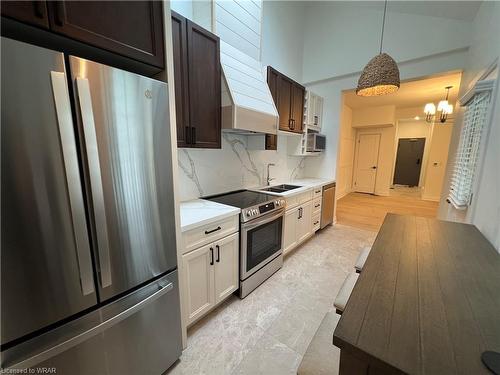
[1,37,182,374]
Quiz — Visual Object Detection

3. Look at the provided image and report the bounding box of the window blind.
[448,90,491,209]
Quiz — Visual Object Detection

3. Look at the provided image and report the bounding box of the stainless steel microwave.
[306,133,326,152]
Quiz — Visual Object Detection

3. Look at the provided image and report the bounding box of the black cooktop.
[204,190,276,209]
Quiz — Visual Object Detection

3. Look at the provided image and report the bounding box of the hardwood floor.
[336,190,439,232]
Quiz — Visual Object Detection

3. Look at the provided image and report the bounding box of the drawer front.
[312,197,322,214]
[182,215,239,254]
[298,190,313,204]
[312,212,321,232]
[313,186,322,199]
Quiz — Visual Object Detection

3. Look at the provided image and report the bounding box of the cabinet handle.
[315,204,320,208]
[314,221,319,225]
[288,118,293,129]
[191,126,196,144]
[205,226,221,235]
[216,245,220,263]
[210,247,214,265]
[298,207,303,219]
[33,1,45,18]
[185,126,191,144]
[53,1,65,26]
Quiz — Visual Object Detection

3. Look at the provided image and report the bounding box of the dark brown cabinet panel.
[187,20,221,149]
[171,14,221,149]
[171,11,190,148]
[291,84,304,133]
[46,1,164,68]
[267,66,305,135]
[277,76,293,131]
[1,1,49,29]
[265,134,277,151]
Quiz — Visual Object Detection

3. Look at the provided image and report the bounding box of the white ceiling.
[319,1,483,22]
[343,71,463,109]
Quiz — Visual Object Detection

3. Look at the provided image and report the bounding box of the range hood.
[221,41,278,134]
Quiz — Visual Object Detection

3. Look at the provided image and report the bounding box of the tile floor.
[167,224,376,375]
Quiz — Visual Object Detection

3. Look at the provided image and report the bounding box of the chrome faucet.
[266,163,276,186]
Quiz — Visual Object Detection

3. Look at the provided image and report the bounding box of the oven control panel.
[243,199,285,220]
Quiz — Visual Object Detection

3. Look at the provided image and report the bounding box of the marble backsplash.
[177,133,307,201]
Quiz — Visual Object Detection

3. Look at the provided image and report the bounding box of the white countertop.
[180,199,240,232]
[249,177,335,197]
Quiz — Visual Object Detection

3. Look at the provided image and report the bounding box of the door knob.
[372,166,377,169]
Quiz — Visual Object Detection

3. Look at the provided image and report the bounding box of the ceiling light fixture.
[424,86,453,123]
[356,0,400,97]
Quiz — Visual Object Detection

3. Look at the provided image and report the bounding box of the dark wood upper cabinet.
[1,1,49,29]
[267,66,305,134]
[171,11,190,148]
[291,83,304,134]
[171,13,221,149]
[265,67,280,150]
[46,1,164,68]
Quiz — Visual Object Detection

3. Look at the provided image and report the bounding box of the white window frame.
[447,79,495,210]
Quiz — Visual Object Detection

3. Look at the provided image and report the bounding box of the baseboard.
[421,195,440,202]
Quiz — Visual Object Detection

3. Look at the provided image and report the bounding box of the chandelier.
[424,86,454,123]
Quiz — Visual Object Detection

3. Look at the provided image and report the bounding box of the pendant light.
[424,86,454,123]
[356,0,400,97]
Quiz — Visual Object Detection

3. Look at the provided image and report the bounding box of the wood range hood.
[220,41,279,135]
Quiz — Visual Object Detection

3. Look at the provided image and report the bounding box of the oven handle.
[241,209,284,231]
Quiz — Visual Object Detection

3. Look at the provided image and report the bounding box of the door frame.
[352,132,381,194]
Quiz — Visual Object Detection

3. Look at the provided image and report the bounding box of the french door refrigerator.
[1,37,182,374]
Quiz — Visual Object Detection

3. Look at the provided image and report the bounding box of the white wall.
[422,122,453,201]
[302,2,472,84]
[260,1,305,82]
[335,103,355,199]
[352,105,395,128]
[438,2,500,251]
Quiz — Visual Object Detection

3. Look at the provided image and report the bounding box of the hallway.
[335,189,439,231]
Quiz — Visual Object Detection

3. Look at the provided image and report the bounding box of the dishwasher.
[321,182,336,229]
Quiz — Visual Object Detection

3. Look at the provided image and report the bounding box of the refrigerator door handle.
[75,77,112,288]
[50,72,95,296]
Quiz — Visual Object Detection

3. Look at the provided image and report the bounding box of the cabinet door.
[182,243,215,325]
[214,233,239,304]
[1,1,49,28]
[171,11,190,148]
[297,201,313,244]
[265,134,277,151]
[314,96,323,128]
[47,1,164,68]
[187,19,221,148]
[291,84,305,133]
[277,76,293,131]
[283,208,299,255]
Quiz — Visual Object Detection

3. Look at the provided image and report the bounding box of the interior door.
[69,56,177,302]
[393,138,426,186]
[214,233,239,304]
[353,133,381,194]
[1,38,97,346]
[187,19,221,148]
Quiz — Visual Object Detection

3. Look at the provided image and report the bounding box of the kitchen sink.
[261,184,302,193]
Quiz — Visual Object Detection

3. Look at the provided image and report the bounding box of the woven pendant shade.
[356,53,400,97]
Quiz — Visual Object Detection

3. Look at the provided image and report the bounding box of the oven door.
[241,210,284,280]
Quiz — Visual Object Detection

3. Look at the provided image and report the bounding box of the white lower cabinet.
[182,232,239,326]
[283,207,299,254]
[283,200,313,255]
[214,233,239,304]
[296,200,312,243]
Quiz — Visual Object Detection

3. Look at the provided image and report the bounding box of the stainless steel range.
[205,190,286,298]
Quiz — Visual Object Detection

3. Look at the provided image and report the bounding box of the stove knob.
[253,209,258,215]
[246,211,251,217]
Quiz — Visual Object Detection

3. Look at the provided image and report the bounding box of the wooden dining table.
[333,214,500,374]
